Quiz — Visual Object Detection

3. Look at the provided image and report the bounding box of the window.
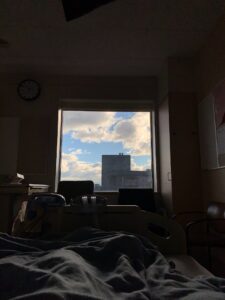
[59,110,153,191]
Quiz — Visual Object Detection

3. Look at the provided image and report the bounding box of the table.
[0,184,49,233]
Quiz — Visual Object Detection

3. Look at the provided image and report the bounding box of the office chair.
[57,180,94,204]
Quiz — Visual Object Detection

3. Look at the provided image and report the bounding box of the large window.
[60,110,153,191]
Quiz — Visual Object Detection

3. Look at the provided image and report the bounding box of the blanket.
[0,228,225,299]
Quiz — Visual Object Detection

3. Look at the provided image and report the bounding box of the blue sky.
[60,111,151,184]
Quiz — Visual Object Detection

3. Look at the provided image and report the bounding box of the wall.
[0,117,19,175]
[158,97,173,214]
[169,92,201,212]
[198,14,225,204]
[158,58,202,214]
[0,74,157,191]
[158,13,225,212]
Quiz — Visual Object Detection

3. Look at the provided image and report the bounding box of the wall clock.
[17,79,41,101]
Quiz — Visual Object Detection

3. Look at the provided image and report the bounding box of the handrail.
[185,218,225,254]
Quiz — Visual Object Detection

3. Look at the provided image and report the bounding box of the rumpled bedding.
[0,228,225,300]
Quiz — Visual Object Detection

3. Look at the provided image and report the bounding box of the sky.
[60,111,151,185]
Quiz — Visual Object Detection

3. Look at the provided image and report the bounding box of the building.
[101,154,152,190]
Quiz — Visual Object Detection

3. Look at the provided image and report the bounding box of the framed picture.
[213,80,225,167]
[199,79,225,169]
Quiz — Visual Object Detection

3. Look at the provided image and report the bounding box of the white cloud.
[131,157,151,171]
[70,149,82,155]
[67,148,90,155]
[63,111,151,156]
[113,112,151,156]
[61,152,101,183]
[63,111,116,134]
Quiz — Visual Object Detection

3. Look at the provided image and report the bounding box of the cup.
[81,195,88,206]
[91,195,96,205]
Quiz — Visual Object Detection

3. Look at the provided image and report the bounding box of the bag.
[12,193,65,237]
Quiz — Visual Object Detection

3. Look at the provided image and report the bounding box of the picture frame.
[199,79,225,170]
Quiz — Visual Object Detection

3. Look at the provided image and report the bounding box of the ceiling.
[0,0,225,76]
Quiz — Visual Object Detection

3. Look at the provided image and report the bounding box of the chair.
[57,180,94,204]
[118,188,155,212]
[173,202,225,269]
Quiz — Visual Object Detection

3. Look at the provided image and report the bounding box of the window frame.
[56,99,158,193]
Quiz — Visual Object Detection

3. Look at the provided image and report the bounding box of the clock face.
[17,79,41,101]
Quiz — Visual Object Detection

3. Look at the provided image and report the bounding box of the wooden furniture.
[0,184,49,233]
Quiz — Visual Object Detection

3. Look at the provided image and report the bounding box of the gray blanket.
[0,228,225,300]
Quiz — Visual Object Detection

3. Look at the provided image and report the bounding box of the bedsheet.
[0,228,225,300]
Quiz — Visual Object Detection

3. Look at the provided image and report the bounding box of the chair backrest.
[57,181,94,204]
[207,202,225,233]
[118,188,155,212]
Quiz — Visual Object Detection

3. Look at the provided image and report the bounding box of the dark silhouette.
[62,0,115,21]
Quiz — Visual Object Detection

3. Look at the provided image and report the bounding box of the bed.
[1,204,225,299]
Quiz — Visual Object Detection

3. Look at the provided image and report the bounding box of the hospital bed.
[14,195,212,278]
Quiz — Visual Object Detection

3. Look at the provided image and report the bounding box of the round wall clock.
[17,79,41,101]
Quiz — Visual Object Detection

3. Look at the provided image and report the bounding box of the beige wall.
[158,58,202,214]
[158,14,225,212]
[158,97,173,214]
[0,74,157,191]
[198,14,225,205]
[169,92,201,212]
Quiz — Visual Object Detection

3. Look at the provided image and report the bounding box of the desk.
[0,184,49,233]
